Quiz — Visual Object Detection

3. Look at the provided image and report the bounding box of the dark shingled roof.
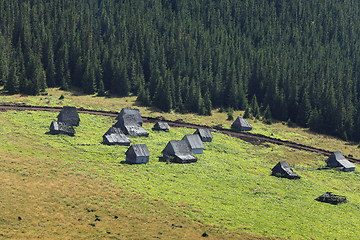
[57,106,80,126]
[49,121,75,136]
[315,192,347,205]
[194,128,213,142]
[162,140,197,163]
[126,144,150,157]
[103,127,131,145]
[182,134,204,150]
[153,122,170,131]
[231,117,252,131]
[123,125,149,137]
[104,127,124,135]
[326,151,355,172]
[271,161,300,179]
[116,108,143,126]
[114,108,149,137]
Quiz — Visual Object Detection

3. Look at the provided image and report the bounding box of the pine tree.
[263,105,272,124]
[243,106,252,119]
[203,89,212,116]
[296,89,311,127]
[250,95,260,119]
[6,64,20,94]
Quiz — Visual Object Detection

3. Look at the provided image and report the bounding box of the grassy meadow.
[1,88,360,239]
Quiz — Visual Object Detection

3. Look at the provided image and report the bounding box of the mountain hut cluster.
[49,106,355,204]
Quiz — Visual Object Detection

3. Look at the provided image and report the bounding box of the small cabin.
[326,151,355,172]
[116,108,143,126]
[231,117,252,131]
[125,144,150,164]
[153,122,170,132]
[49,121,75,136]
[315,192,347,205]
[57,106,80,126]
[194,128,213,142]
[271,161,300,179]
[113,109,149,137]
[182,134,205,154]
[102,127,131,146]
[162,140,197,163]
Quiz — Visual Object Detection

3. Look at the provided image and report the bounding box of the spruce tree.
[263,105,272,124]
[6,64,20,94]
[250,95,260,119]
[243,106,252,119]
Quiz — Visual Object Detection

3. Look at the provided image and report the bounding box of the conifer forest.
[1,0,360,141]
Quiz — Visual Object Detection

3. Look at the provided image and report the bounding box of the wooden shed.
[153,122,170,131]
[125,144,150,164]
[326,151,355,172]
[49,121,75,136]
[231,117,252,131]
[271,161,300,179]
[102,127,131,146]
[182,134,205,154]
[162,140,197,163]
[194,128,213,142]
[57,106,80,126]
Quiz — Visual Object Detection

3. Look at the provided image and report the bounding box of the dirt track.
[0,103,358,163]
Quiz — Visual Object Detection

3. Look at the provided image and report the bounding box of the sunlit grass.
[1,86,358,160]
[1,110,360,239]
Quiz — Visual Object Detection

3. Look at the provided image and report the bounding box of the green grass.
[2,86,359,161]
[1,110,360,239]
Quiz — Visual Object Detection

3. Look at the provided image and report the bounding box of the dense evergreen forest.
[0,0,360,141]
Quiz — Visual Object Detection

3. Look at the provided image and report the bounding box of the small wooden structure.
[271,161,300,179]
[49,121,75,136]
[194,128,213,142]
[231,117,252,131]
[153,122,170,132]
[57,106,80,126]
[315,192,347,205]
[162,140,197,163]
[116,108,143,126]
[326,151,355,172]
[102,127,131,146]
[114,108,149,137]
[125,144,150,164]
[182,134,205,154]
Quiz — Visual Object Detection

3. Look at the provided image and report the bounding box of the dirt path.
[0,103,358,163]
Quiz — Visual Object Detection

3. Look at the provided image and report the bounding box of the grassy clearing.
[1,109,360,239]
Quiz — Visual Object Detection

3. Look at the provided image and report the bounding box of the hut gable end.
[182,134,204,154]
[231,117,252,131]
[326,151,355,172]
[125,144,150,164]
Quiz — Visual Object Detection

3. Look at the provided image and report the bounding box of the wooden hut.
[271,161,300,179]
[194,128,213,142]
[49,121,75,136]
[153,122,170,131]
[231,117,252,131]
[182,134,205,154]
[326,151,355,172]
[57,106,80,126]
[125,144,150,164]
[162,140,197,163]
[102,127,131,146]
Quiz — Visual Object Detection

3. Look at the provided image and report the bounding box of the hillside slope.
[1,93,360,239]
